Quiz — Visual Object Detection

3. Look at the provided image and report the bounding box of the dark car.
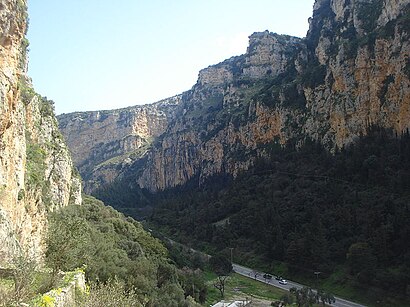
[275,276,282,280]
[263,273,272,280]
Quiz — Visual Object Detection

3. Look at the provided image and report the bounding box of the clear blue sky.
[27,0,315,114]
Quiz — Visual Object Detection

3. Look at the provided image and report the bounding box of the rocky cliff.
[57,95,181,193]
[59,0,409,193]
[304,0,410,147]
[136,0,409,191]
[0,0,81,266]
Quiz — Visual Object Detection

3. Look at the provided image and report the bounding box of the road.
[156,233,367,307]
[232,264,367,307]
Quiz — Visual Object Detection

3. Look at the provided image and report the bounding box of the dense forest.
[96,128,410,302]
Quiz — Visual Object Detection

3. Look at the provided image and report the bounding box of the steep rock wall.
[0,0,81,265]
[304,0,410,148]
[58,95,181,193]
[137,0,410,191]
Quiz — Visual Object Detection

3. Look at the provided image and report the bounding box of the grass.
[280,266,410,307]
[205,272,287,306]
[0,278,14,307]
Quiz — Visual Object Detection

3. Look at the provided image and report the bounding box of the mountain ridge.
[59,0,410,193]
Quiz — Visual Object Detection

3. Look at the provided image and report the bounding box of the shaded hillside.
[146,129,410,304]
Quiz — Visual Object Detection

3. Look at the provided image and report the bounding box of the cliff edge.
[0,0,81,265]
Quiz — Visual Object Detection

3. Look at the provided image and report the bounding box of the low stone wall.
[33,270,87,307]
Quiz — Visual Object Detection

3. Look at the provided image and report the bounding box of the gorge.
[0,0,409,306]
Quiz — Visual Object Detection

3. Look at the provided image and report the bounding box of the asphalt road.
[232,263,367,307]
[159,234,367,307]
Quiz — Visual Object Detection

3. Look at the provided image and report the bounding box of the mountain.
[59,0,410,193]
[0,0,81,266]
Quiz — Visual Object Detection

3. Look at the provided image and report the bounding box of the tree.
[179,268,207,304]
[347,242,377,282]
[12,254,37,302]
[45,211,89,281]
[273,222,285,260]
[280,293,294,306]
[209,255,232,298]
[290,287,317,307]
[316,289,336,306]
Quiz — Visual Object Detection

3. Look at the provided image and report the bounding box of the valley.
[0,0,409,306]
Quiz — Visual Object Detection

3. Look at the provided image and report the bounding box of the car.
[275,276,282,281]
[279,279,288,285]
[263,273,272,280]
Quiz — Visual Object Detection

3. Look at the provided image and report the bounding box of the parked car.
[263,273,272,280]
[275,276,282,280]
[279,279,288,285]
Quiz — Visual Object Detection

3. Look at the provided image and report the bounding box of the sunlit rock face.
[0,0,81,265]
[57,95,182,193]
[60,0,410,193]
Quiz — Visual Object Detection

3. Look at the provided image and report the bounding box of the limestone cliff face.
[60,0,409,193]
[304,0,410,148]
[0,0,81,266]
[136,32,305,191]
[57,96,181,193]
[137,0,410,191]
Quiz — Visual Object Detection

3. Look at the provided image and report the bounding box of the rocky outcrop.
[0,0,81,265]
[197,31,303,87]
[243,31,302,79]
[60,0,410,193]
[58,95,181,192]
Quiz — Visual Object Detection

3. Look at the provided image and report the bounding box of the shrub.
[302,63,327,88]
[357,0,383,33]
[25,143,46,188]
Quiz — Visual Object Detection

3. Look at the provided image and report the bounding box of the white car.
[279,279,287,285]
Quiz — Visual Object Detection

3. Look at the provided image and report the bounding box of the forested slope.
[97,129,410,304]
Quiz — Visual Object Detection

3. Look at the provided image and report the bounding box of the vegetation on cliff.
[43,195,201,306]
[0,195,205,306]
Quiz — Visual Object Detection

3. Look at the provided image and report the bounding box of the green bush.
[25,143,46,188]
[40,97,56,118]
[19,77,36,105]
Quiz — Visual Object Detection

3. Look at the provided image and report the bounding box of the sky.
[27,0,315,114]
